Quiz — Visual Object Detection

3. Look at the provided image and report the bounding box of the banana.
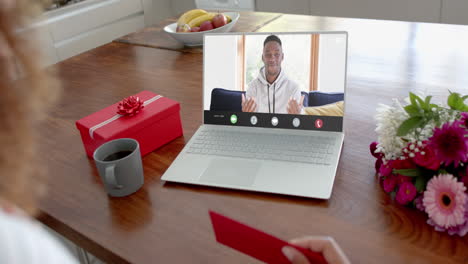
[177,9,207,27]
[226,14,232,23]
[187,13,216,28]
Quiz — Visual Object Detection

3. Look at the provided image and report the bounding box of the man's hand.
[287,95,305,114]
[281,236,350,264]
[242,94,257,112]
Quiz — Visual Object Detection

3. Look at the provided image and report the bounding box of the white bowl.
[163,12,240,46]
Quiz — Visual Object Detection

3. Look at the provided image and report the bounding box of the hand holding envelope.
[283,237,351,264]
[209,211,350,264]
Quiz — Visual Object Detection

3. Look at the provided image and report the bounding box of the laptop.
[162,32,347,199]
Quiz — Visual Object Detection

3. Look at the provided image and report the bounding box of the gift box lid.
[76,91,180,141]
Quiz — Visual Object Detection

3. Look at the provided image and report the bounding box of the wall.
[256,0,309,15]
[203,35,239,110]
[142,0,172,25]
[171,0,196,16]
[441,0,468,25]
[307,0,441,23]
[317,33,347,93]
[169,0,468,25]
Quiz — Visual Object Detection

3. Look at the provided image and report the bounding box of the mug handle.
[105,164,123,189]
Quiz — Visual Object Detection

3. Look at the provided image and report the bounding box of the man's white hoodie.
[246,66,301,114]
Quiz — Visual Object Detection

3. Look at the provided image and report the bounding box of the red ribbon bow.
[117,96,144,116]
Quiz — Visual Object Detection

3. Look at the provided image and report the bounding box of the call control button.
[315,118,323,128]
[250,115,258,125]
[293,117,300,128]
[271,116,279,126]
[230,114,238,124]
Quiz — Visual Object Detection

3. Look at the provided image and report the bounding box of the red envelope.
[209,211,327,264]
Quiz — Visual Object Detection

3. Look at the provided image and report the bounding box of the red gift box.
[76,91,183,157]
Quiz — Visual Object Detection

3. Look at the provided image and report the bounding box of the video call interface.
[203,32,347,131]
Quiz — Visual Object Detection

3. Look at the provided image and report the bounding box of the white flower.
[374,100,408,160]
[374,95,460,161]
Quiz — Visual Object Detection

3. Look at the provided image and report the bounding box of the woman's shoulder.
[0,211,78,264]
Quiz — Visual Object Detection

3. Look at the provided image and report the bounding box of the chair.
[308,91,344,106]
[210,88,245,111]
[300,91,309,107]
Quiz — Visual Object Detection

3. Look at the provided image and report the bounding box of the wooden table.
[38,12,468,264]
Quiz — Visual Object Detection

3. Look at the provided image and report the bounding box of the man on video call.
[242,35,304,114]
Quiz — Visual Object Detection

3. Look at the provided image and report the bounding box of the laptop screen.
[203,32,347,132]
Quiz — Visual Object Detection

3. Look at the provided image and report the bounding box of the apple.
[200,21,214,31]
[176,24,191,33]
[191,27,200,32]
[212,13,227,28]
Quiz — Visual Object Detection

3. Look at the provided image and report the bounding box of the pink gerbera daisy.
[428,121,468,167]
[462,174,468,191]
[414,195,425,211]
[427,202,468,236]
[423,174,467,228]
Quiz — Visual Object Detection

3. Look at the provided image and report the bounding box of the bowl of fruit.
[164,9,239,46]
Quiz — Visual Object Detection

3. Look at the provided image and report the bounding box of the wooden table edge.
[37,212,129,264]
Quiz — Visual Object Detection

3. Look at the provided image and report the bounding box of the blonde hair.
[0,0,60,215]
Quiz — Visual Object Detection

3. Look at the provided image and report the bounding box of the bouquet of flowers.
[370,92,468,236]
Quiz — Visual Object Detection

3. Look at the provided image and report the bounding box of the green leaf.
[393,168,424,177]
[404,105,421,117]
[397,116,424,137]
[451,93,468,112]
[424,95,432,105]
[409,92,418,106]
[415,96,425,108]
[448,93,459,109]
[415,175,427,192]
[453,93,468,111]
[422,96,432,111]
[434,112,441,127]
[447,92,468,111]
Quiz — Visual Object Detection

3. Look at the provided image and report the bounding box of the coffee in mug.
[103,151,133,162]
[93,138,144,197]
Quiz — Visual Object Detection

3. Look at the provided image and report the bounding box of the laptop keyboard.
[186,129,336,165]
